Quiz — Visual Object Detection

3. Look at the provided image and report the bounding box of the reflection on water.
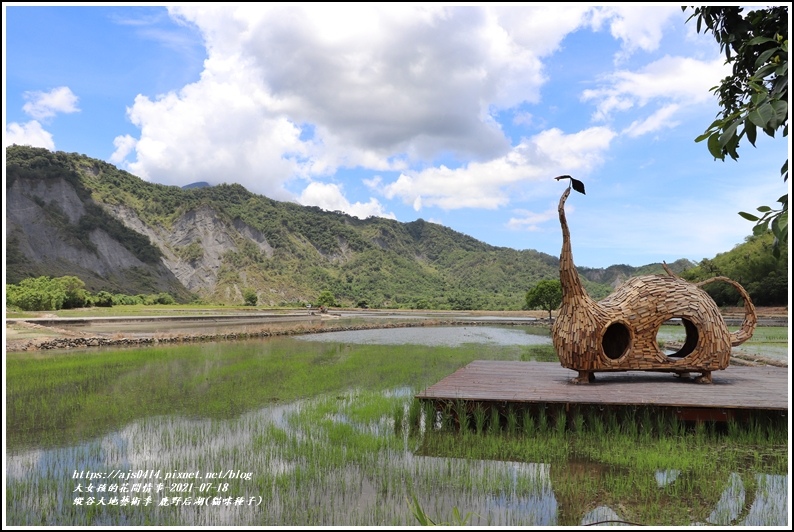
[296,325,553,347]
[6,391,788,527]
[655,469,681,487]
[705,472,789,527]
[581,506,625,526]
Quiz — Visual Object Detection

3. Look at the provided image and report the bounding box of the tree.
[316,290,337,307]
[144,292,175,305]
[243,288,258,306]
[58,276,89,309]
[6,276,67,311]
[683,6,788,256]
[93,290,114,307]
[525,279,563,321]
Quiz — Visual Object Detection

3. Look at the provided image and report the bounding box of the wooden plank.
[416,361,789,411]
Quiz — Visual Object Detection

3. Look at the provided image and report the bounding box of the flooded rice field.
[5,324,789,526]
[296,325,554,347]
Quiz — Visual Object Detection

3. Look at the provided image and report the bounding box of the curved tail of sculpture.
[558,186,587,299]
[697,276,758,346]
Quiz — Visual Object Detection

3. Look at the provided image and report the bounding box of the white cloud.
[380,126,616,210]
[298,182,395,220]
[108,5,705,221]
[5,121,55,150]
[532,127,617,171]
[21,86,79,121]
[512,112,535,127]
[110,134,137,164]
[491,4,592,56]
[582,55,728,125]
[588,5,680,60]
[115,5,602,204]
[122,64,308,198]
[623,104,680,138]
[506,206,558,231]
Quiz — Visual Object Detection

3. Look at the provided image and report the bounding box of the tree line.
[6,276,176,311]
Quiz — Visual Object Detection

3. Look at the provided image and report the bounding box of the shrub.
[243,288,258,306]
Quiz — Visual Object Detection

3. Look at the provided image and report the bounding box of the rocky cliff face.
[106,203,274,293]
[6,176,191,298]
[6,159,296,302]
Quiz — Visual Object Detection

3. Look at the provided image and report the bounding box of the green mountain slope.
[6,145,711,309]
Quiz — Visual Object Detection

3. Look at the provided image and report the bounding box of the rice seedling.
[505,406,518,436]
[488,405,501,436]
[454,399,469,432]
[521,409,534,436]
[554,410,567,436]
[392,403,404,435]
[473,404,487,435]
[5,330,788,527]
[439,403,454,432]
[537,405,549,432]
[571,412,585,434]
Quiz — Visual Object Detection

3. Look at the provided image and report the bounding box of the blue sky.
[4,4,790,268]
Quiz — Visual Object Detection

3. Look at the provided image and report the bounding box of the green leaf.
[709,117,726,129]
[738,211,760,222]
[718,120,740,149]
[570,178,586,195]
[753,63,776,80]
[747,109,767,129]
[771,100,787,123]
[694,131,713,143]
[756,102,776,127]
[745,120,757,146]
[756,205,772,212]
[747,36,777,46]
[770,215,780,237]
[751,92,768,106]
[707,132,723,159]
[754,48,778,68]
[770,77,788,100]
[752,220,769,235]
[775,210,787,234]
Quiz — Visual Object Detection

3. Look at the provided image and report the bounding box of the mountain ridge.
[5,145,695,308]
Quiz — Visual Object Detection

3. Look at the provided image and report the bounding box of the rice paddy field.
[5,325,790,526]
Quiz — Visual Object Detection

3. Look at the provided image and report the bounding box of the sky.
[3,3,791,269]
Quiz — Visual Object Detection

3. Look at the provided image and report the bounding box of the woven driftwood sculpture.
[551,177,757,384]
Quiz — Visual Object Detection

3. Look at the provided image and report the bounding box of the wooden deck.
[416,361,789,423]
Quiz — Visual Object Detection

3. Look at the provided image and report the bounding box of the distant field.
[4,304,304,319]
[4,305,786,320]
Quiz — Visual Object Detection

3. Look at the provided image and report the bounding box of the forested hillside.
[681,232,788,306]
[6,145,786,309]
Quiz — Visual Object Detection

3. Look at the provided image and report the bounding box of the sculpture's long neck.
[558,187,588,299]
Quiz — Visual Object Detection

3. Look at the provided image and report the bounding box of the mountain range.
[5,145,696,309]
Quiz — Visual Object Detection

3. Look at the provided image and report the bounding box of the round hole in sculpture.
[602,322,631,360]
[658,318,699,359]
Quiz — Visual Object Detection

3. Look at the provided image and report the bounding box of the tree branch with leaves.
[683,5,788,256]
